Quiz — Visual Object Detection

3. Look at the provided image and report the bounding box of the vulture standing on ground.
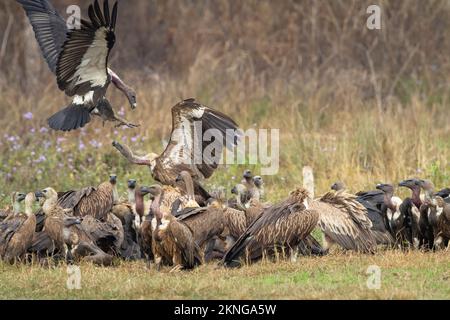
[56,175,117,220]
[222,188,319,268]
[376,183,408,247]
[432,197,450,249]
[112,98,241,197]
[0,193,37,263]
[398,179,423,249]
[309,190,377,253]
[417,180,436,249]
[148,185,202,271]
[330,182,394,246]
[16,0,137,131]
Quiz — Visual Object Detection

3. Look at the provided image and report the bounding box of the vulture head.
[35,188,58,202]
[376,183,395,194]
[127,179,137,189]
[12,192,26,204]
[126,89,137,110]
[243,170,253,182]
[331,181,346,192]
[398,179,421,191]
[253,176,264,188]
[434,196,446,208]
[109,174,118,185]
[419,179,435,200]
[139,186,152,197]
[147,184,163,200]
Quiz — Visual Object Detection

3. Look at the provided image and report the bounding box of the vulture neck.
[411,188,422,208]
[383,192,396,212]
[108,69,134,106]
[24,200,33,217]
[182,174,196,202]
[112,184,120,205]
[13,201,21,214]
[128,188,136,204]
[135,190,145,218]
[43,198,57,215]
[152,192,163,223]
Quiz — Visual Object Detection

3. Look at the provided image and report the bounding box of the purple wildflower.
[23,112,33,120]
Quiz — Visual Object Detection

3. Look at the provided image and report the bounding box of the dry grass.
[0,250,448,300]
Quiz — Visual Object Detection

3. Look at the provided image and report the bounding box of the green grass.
[0,250,448,299]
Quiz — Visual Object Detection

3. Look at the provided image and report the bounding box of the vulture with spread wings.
[17,0,137,131]
[113,98,241,195]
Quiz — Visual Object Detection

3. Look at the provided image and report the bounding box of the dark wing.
[57,187,97,209]
[56,0,118,96]
[356,190,384,211]
[16,0,68,74]
[174,207,208,220]
[223,199,318,267]
[356,198,394,245]
[169,221,202,269]
[158,99,241,180]
[0,217,25,255]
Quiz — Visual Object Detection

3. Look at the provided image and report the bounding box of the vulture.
[148,185,202,271]
[330,182,394,246]
[376,183,409,247]
[222,188,319,268]
[309,191,377,253]
[56,174,117,220]
[36,187,114,265]
[0,192,26,222]
[111,179,142,260]
[112,98,241,195]
[417,180,436,249]
[253,176,265,200]
[435,188,450,203]
[0,193,37,264]
[174,171,205,208]
[432,197,450,249]
[398,179,424,249]
[17,0,137,131]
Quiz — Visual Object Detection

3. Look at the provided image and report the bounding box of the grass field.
[0,250,448,300]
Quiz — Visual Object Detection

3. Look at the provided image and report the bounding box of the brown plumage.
[223,188,319,267]
[112,99,240,197]
[1,192,26,222]
[56,175,117,220]
[309,191,377,253]
[432,197,450,249]
[0,193,37,264]
[149,185,201,271]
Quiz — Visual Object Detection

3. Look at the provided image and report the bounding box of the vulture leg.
[169,264,184,273]
[113,115,140,128]
[112,141,152,166]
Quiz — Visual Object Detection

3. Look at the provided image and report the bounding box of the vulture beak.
[231,186,238,195]
[147,185,162,198]
[16,193,27,202]
[128,179,137,189]
[35,191,45,199]
[110,175,117,184]
[175,174,182,183]
[140,186,151,196]
[398,180,408,187]
[375,184,384,190]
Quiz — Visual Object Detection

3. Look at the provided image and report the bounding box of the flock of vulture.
[2,1,449,270]
[1,171,450,270]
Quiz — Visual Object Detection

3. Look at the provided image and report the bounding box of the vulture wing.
[174,207,208,220]
[56,0,118,97]
[157,99,241,181]
[0,217,26,256]
[16,0,68,74]
[311,192,377,253]
[168,221,202,269]
[223,198,318,267]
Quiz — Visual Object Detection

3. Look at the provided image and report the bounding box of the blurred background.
[0,0,449,202]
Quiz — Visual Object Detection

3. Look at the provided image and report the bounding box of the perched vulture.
[149,185,202,271]
[16,0,137,131]
[398,179,424,249]
[309,191,377,253]
[55,175,117,220]
[223,188,319,268]
[0,193,37,264]
[112,98,241,193]
[435,188,450,204]
[417,180,436,249]
[253,176,265,200]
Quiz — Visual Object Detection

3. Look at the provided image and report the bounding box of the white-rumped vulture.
[223,188,319,268]
[16,0,137,131]
[398,179,424,249]
[112,98,241,198]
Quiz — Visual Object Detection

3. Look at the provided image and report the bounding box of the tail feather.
[47,104,92,131]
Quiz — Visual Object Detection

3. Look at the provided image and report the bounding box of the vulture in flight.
[223,188,319,268]
[17,0,137,131]
[113,98,241,195]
